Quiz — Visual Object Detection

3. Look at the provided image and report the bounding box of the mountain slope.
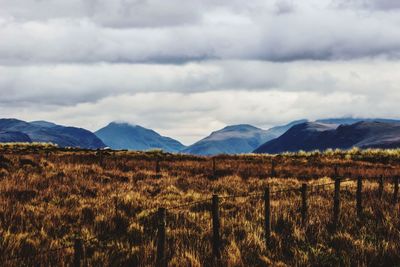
[0,118,105,149]
[264,119,308,139]
[0,131,32,143]
[316,117,400,125]
[254,121,400,154]
[183,124,274,155]
[95,122,185,152]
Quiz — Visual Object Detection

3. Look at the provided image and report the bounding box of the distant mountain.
[183,124,275,155]
[0,131,32,143]
[254,121,400,154]
[316,117,400,125]
[30,121,58,128]
[265,119,308,139]
[95,122,185,152]
[0,119,105,149]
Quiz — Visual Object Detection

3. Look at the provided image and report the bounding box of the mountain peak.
[95,122,185,152]
[0,119,105,149]
[108,121,138,128]
[294,122,338,132]
[183,124,272,156]
[220,124,261,132]
[30,121,58,128]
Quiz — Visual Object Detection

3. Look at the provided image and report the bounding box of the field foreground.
[0,144,400,266]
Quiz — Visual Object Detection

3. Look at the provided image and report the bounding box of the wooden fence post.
[301,183,308,226]
[212,157,216,177]
[264,187,271,246]
[378,176,384,200]
[73,238,84,267]
[393,176,399,204]
[333,178,341,232]
[270,159,276,177]
[155,160,161,175]
[356,176,363,220]
[212,194,221,259]
[156,207,166,267]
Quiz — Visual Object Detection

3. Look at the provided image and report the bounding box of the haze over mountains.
[1,117,400,154]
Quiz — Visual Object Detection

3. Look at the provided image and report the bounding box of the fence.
[3,173,399,266]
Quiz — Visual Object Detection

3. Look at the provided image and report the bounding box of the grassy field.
[0,144,399,266]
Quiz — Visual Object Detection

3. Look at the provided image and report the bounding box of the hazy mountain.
[265,119,308,139]
[29,121,58,128]
[0,131,32,143]
[95,122,185,152]
[182,124,275,155]
[316,117,400,125]
[0,118,105,149]
[254,121,400,154]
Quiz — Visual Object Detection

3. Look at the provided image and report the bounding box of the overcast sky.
[1,0,400,145]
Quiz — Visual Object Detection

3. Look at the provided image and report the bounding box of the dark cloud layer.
[0,0,400,64]
[337,0,400,10]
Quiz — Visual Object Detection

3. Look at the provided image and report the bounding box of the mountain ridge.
[0,118,105,149]
[182,124,273,155]
[95,122,185,152]
[254,120,400,154]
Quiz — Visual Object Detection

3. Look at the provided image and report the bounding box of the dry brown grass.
[0,145,399,266]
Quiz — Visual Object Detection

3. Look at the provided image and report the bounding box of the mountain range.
[182,120,308,155]
[1,117,400,154]
[0,119,105,149]
[182,124,270,155]
[254,120,400,154]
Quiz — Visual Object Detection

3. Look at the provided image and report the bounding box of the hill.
[182,124,275,155]
[0,118,105,149]
[316,117,400,125]
[0,131,32,143]
[254,121,400,153]
[95,122,185,152]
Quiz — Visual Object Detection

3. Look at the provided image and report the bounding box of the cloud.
[274,0,296,14]
[1,59,399,104]
[336,0,400,10]
[1,0,400,64]
[0,0,203,27]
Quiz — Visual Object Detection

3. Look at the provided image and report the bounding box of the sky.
[1,0,400,145]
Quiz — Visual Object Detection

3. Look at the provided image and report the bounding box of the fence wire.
[3,176,396,266]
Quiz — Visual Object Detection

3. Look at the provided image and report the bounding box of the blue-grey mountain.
[254,121,400,154]
[182,121,310,156]
[95,122,185,152]
[0,131,32,143]
[316,117,400,125]
[0,119,105,149]
[182,124,272,155]
[265,119,308,139]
